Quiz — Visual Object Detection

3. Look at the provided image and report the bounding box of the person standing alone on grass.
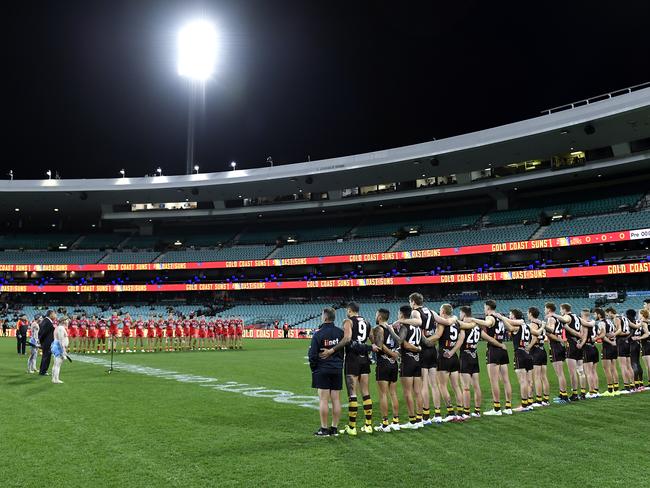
[16,314,29,355]
[27,315,42,374]
[51,317,69,384]
[308,308,344,437]
[38,310,57,376]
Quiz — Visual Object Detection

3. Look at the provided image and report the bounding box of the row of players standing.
[57,313,244,353]
[309,294,650,436]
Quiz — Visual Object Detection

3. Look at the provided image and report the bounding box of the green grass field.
[2,337,649,488]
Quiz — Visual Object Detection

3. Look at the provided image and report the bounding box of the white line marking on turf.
[73,355,322,410]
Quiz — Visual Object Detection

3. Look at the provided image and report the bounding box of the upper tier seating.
[538,210,650,239]
[102,251,160,264]
[77,234,127,249]
[273,237,396,259]
[0,251,105,264]
[0,234,79,250]
[393,224,538,251]
[353,214,481,238]
[237,221,355,245]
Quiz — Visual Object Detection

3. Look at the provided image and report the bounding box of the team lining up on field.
[42,314,244,353]
[308,294,650,436]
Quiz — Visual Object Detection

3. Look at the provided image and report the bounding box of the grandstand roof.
[1,87,649,222]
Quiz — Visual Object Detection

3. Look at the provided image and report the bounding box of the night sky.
[4,0,650,179]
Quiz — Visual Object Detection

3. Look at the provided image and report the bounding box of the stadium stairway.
[530,224,549,240]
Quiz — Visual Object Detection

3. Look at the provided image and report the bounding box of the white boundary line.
[73,355,322,410]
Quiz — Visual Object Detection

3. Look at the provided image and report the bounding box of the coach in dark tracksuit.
[16,315,29,355]
[38,311,57,376]
[308,308,344,436]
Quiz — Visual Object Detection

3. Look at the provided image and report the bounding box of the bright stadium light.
[177,18,219,175]
[120,169,126,177]
[46,169,52,180]
[193,164,200,174]
[156,167,162,176]
[177,19,218,81]
[230,161,237,171]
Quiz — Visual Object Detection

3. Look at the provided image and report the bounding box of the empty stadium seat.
[273,237,396,259]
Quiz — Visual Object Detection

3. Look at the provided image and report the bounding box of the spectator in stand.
[16,314,29,355]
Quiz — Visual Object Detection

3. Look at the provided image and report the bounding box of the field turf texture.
[1,338,649,488]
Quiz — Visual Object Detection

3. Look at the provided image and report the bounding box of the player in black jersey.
[527,307,550,407]
[544,302,569,403]
[319,302,373,435]
[469,300,513,416]
[493,309,534,412]
[456,306,483,418]
[422,303,465,422]
[606,306,633,393]
[549,303,585,401]
[401,293,447,425]
[578,308,604,398]
[393,305,424,429]
[600,310,620,396]
[634,307,650,389]
[371,308,401,432]
[626,309,644,390]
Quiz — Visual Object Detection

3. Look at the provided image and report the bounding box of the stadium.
[2,3,650,488]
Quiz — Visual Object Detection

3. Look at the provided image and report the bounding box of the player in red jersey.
[108,313,120,353]
[78,316,88,354]
[236,319,244,349]
[174,319,184,351]
[182,317,191,351]
[97,318,108,354]
[165,317,174,352]
[191,317,200,351]
[146,318,156,352]
[68,315,79,353]
[215,317,224,350]
[154,318,164,352]
[88,318,98,354]
[134,316,145,352]
[229,320,236,349]
[198,319,207,350]
[207,321,215,350]
[121,314,132,353]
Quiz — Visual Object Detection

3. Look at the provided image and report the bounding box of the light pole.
[177,19,218,175]
[230,161,236,171]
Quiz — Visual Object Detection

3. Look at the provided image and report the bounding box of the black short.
[531,346,547,366]
[459,349,479,375]
[566,341,583,362]
[550,342,566,363]
[344,351,371,376]
[312,370,342,390]
[98,337,106,344]
[400,353,421,378]
[486,346,509,365]
[437,350,460,373]
[642,340,650,357]
[376,359,398,383]
[514,349,533,371]
[582,344,599,364]
[602,343,618,360]
[617,340,631,358]
[419,345,437,369]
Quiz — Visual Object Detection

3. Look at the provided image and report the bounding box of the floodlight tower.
[177,19,218,175]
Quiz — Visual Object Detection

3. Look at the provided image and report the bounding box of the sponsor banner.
[0,261,648,293]
[588,291,618,299]
[0,229,635,272]
[242,329,312,339]
[630,228,650,240]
